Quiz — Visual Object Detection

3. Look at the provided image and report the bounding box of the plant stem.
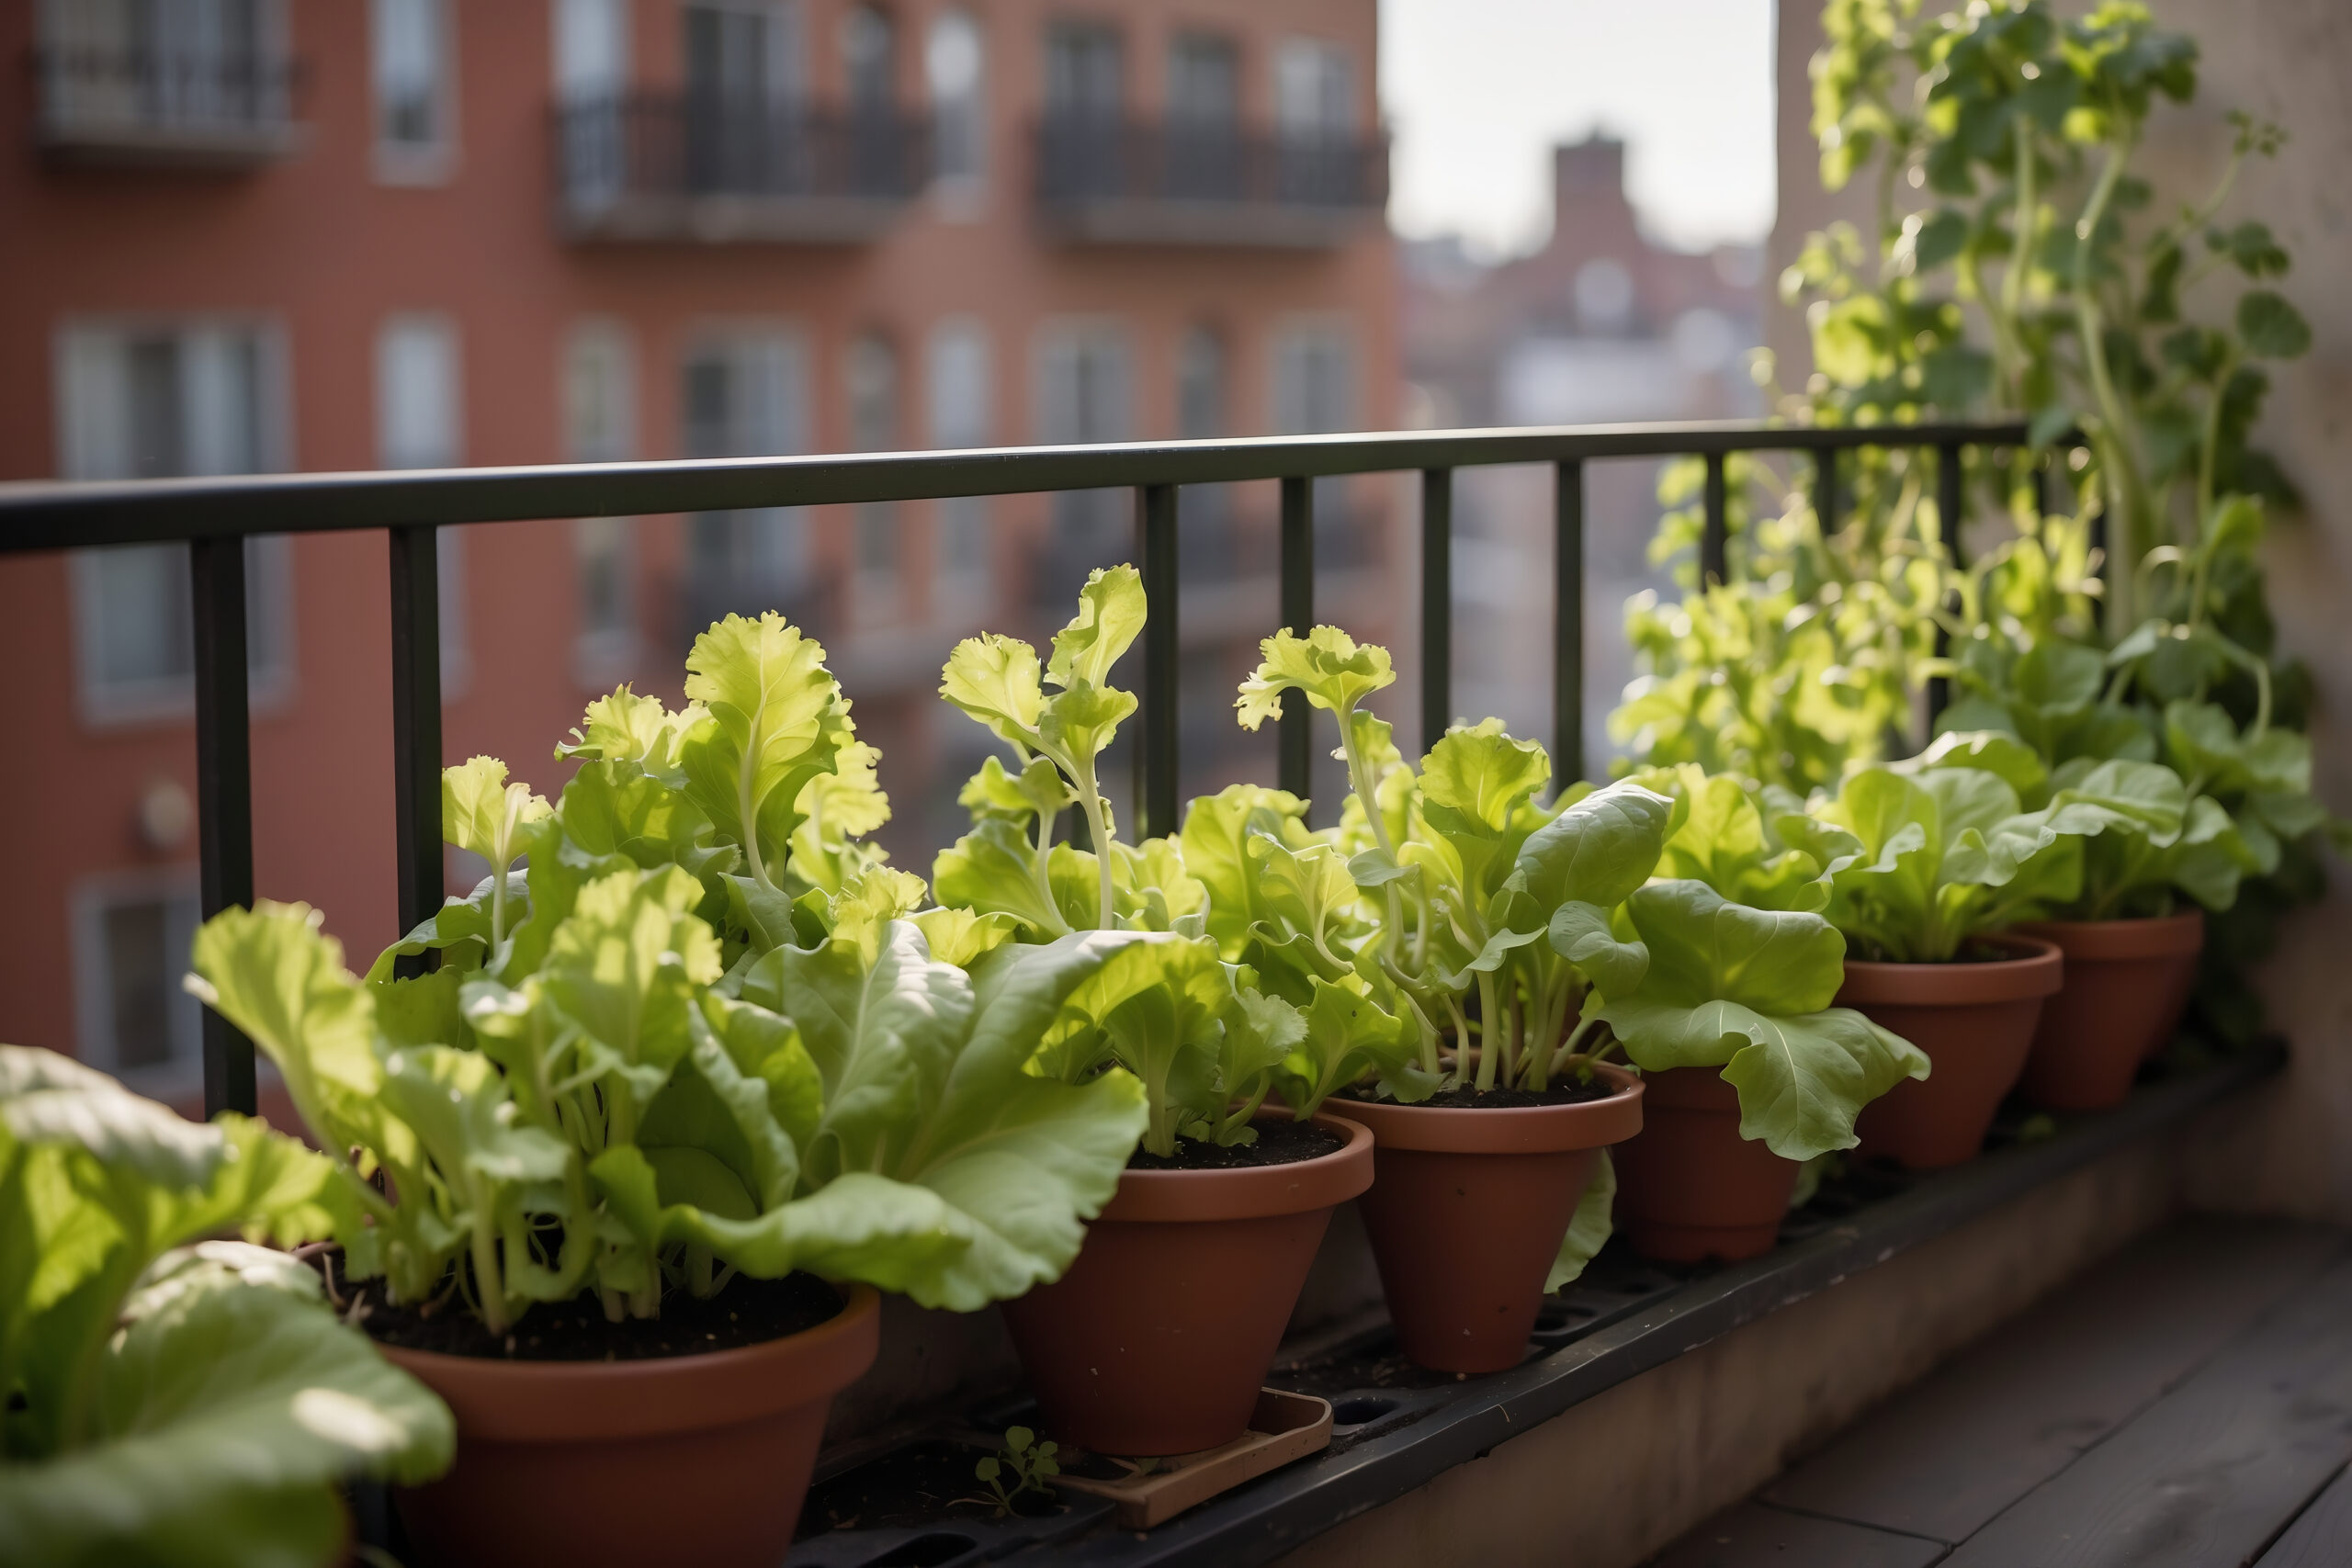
[2073,140,2146,628]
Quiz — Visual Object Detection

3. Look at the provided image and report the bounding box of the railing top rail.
[0,417,2035,554]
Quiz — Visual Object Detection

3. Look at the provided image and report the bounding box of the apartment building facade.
[0,0,1396,1097]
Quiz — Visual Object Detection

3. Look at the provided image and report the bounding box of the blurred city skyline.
[1381,0,1777,260]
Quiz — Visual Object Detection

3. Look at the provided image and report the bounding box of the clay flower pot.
[1840,933,2064,1169]
[1000,1112,1373,1457]
[1339,1066,1644,1374]
[1612,1066,1798,1263]
[379,1284,880,1568]
[2014,910,2204,1111]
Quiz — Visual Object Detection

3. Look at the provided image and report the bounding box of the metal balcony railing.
[0,418,2042,1119]
[32,44,302,165]
[557,96,932,243]
[1034,118,1387,247]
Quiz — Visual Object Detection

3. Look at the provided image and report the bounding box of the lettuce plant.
[188,612,1153,1335]
[1589,769,1930,1159]
[1782,748,2131,963]
[0,1046,452,1568]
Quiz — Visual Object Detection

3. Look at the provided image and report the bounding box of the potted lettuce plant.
[187,613,1152,1568]
[1220,627,1656,1371]
[0,1046,453,1567]
[1599,768,1929,1261]
[1779,741,2103,1167]
[931,569,1385,1458]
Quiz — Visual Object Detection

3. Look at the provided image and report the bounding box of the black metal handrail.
[1035,117,1388,210]
[0,418,2038,1117]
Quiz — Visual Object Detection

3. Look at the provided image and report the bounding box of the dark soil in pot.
[1840,932,2064,1169]
[1000,1111,1374,1459]
[338,1269,843,1360]
[363,1271,880,1568]
[1125,1117,1343,1169]
[1611,1066,1797,1263]
[2014,911,2203,1111]
[1337,1066,1644,1375]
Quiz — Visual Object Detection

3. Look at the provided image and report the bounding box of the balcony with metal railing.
[1034,118,1388,248]
[555,96,933,244]
[31,43,302,167]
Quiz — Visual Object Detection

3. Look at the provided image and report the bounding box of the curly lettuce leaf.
[1600,881,1928,1160]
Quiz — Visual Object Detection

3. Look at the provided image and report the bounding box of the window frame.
[372,0,459,185]
[54,315,298,728]
[70,864,204,1093]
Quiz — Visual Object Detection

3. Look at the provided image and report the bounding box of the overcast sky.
[1379,0,1779,260]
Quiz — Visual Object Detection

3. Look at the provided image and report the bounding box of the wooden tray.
[1049,1389,1335,1529]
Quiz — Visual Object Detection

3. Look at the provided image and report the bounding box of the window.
[1168,33,1238,128]
[56,320,294,724]
[684,3,802,111]
[1272,317,1361,563]
[1272,317,1355,434]
[682,330,810,629]
[841,5,894,111]
[846,332,902,619]
[1044,21,1122,120]
[377,314,469,691]
[1274,38,1353,141]
[1176,323,1231,541]
[1177,324,1227,439]
[926,317,991,596]
[925,9,985,204]
[74,872,202,1085]
[1034,319,1131,587]
[554,0,629,98]
[40,0,291,133]
[373,0,454,180]
[564,320,639,686]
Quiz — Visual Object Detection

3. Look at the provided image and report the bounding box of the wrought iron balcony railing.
[0,417,2044,1118]
[1034,117,1388,247]
[32,44,302,166]
[557,96,933,243]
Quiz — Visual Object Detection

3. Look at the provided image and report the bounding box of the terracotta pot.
[2014,911,2204,1111]
[379,1284,880,1568]
[1841,933,2064,1169]
[1001,1112,1373,1457]
[1339,1066,1644,1374]
[1612,1066,1798,1263]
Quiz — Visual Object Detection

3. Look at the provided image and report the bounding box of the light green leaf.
[0,1254,451,1568]
[1046,565,1148,690]
[681,612,852,892]
[1235,626,1396,730]
[1546,1147,1615,1292]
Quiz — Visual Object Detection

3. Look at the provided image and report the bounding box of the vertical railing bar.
[1420,468,1452,752]
[1554,460,1585,788]
[1815,446,1839,536]
[1277,475,1314,805]
[1928,441,1965,727]
[389,525,443,963]
[190,537,256,1118]
[1136,483,1179,842]
[1701,451,1729,586]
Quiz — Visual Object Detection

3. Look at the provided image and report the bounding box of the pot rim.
[1098,1111,1374,1224]
[2016,908,2206,962]
[375,1281,881,1443]
[1837,931,2064,1006]
[1325,1063,1645,1154]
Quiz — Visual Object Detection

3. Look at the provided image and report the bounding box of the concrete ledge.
[1270,1129,2179,1568]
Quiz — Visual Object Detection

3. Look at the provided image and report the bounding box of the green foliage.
[971,1426,1059,1517]
[190,611,1151,1334]
[1596,882,1928,1159]
[939,566,1148,933]
[0,1046,451,1567]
